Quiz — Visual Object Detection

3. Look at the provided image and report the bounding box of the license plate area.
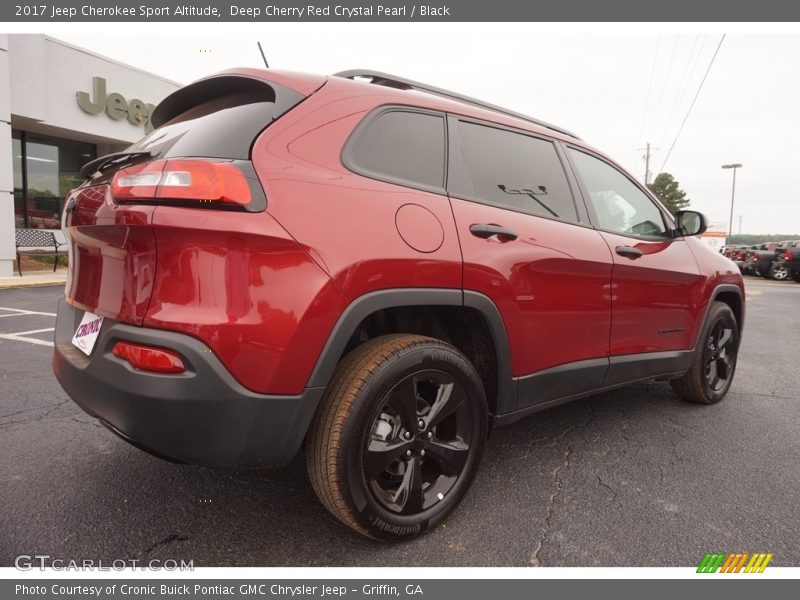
[71,311,104,356]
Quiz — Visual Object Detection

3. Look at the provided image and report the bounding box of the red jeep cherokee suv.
[53,68,744,539]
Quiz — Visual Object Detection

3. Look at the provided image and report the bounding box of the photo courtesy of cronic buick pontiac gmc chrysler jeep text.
[53,69,744,540]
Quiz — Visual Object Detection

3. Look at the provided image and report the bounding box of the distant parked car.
[724,244,745,261]
[774,242,800,282]
[732,246,756,272]
[745,242,781,277]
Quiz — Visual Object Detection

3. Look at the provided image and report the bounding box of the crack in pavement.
[0,399,71,427]
[142,534,190,555]
[619,404,631,459]
[528,403,594,567]
[0,396,72,421]
[529,445,571,567]
[71,416,104,429]
[596,474,617,502]
[519,400,595,459]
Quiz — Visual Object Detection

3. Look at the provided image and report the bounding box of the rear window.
[126,77,303,160]
[345,109,446,191]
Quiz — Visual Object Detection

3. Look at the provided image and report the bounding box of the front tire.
[671,302,739,404]
[306,334,487,540]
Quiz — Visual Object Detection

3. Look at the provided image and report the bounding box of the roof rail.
[333,69,580,140]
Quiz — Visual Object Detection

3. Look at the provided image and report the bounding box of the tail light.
[111,159,251,206]
[736,251,745,260]
[112,341,186,374]
[784,250,792,260]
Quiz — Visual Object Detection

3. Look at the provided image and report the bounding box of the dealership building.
[0,34,180,277]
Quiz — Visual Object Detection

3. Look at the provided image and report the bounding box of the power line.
[658,33,726,173]
[656,34,704,151]
[647,34,680,142]
[636,35,661,147]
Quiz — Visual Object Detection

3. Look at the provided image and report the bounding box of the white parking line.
[0,306,57,318]
[0,328,55,347]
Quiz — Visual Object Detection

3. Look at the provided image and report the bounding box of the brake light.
[112,341,186,374]
[111,159,251,205]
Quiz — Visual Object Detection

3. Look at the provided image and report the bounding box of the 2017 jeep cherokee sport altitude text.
[53,68,744,540]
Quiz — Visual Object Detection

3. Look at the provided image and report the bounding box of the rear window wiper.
[80,151,152,178]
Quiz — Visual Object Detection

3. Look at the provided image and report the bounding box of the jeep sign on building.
[0,34,179,277]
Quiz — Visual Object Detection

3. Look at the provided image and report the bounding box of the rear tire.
[306,334,487,540]
[671,302,739,404]
[769,263,789,280]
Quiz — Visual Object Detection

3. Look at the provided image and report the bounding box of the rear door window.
[345,109,446,191]
[452,120,578,223]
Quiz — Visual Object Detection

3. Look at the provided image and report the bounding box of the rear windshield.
[125,77,304,160]
[126,92,275,160]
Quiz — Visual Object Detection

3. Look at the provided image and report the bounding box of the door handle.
[469,223,518,241]
[616,245,643,259]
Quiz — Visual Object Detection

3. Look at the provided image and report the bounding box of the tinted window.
[14,131,96,229]
[569,149,668,238]
[127,90,278,160]
[454,121,577,222]
[348,110,446,189]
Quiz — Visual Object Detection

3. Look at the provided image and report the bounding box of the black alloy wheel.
[306,334,487,540]
[704,320,734,393]
[671,301,739,404]
[364,370,474,515]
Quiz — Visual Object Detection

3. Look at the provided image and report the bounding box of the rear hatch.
[62,71,320,324]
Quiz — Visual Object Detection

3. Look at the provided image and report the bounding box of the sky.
[50,25,800,235]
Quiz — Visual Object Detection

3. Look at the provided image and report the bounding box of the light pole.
[722,163,742,237]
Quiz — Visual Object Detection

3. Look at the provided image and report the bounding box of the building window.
[12,130,96,229]
[12,131,24,228]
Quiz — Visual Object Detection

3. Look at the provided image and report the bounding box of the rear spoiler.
[151,74,306,129]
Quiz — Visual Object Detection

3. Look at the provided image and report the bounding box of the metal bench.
[15,228,68,277]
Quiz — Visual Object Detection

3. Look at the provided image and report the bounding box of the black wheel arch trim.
[703,283,745,344]
[306,288,517,416]
[307,283,743,426]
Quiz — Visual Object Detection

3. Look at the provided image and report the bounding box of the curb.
[0,281,66,290]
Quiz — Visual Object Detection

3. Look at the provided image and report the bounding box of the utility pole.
[722,163,743,236]
[738,215,742,235]
[638,143,659,185]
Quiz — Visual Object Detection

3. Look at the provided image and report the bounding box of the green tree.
[647,172,691,214]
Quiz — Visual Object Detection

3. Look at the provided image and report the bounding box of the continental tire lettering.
[368,516,421,536]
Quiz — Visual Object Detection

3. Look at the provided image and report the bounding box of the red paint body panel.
[63,185,157,325]
[598,232,705,355]
[684,236,747,343]
[250,84,462,299]
[450,199,613,376]
[144,207,348,395]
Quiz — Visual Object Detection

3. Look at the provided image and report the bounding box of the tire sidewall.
[699,305,739,403]
[338,343,487,540]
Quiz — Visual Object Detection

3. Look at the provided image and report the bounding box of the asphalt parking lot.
[1,281,798,567]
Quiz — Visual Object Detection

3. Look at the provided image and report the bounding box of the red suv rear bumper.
[52,300,323,466]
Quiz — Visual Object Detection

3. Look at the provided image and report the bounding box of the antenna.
[257,42,269,68]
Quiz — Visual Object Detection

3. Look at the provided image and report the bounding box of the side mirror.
[674,210,708,237]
